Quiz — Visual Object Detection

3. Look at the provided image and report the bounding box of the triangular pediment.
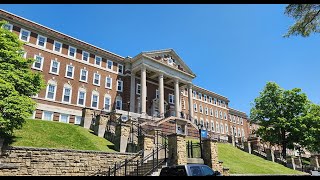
[141,49,196,77]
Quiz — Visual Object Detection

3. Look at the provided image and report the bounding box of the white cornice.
[193,85,229,102]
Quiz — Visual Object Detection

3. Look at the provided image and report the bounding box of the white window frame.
[169,94,174,104]
[209,97,212,104]
[224,112,227,120]
[91,92,99,109]
[68,46,77,58]
[75,116,82,125]
[79,69,88,83]
[107,60,113,70]
[65,64,74,79]
[117,80,123,92]
[104,94,111,111]
[220,123,224,134]
[237,117,240,124]
[3,23,13,31]
[93,73,101,86]
[136,84,141,95]
[118,64,124,74]
[46,82,57,100]
[193,91,196,98]
[95,55,102,67]
[37,35,47,48]
[19,28,30,42]
[214,98,217,105]
[105,77,112,89]
[219,111,223,119]
[116,96,123,110]
[53,41,62,53]
[49,59,60,75]
[211,121,215,132]
[59,114,70,123]
[77,90,86,107]
[82,51,89,62]
[199,105,203,113]
[42,111,53,121]
[210,108,213,116]
[205,120,209,130]
[240,117,243,125]
[216,123,220,133]
[32,55,44,71]
[215,110,218,118]
[62,85,72,104]
[194,103,197,112]
[204,95,207,102]
[198,93,202,100]
[194,117,198,125]
[205,107,208,115]
[225,124,229,134]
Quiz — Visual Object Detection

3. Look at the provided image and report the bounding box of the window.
[82,51,89,62]
[95,56,102,66]
[206,120,209,129]
[209,97,212,103]
[117,80,123,92]
[50,59,60,75]
[218,100,221,106]
[91,92,99,109]
[60,114,69,123]
[106,77,112,89]
[2,23,13,31]
[219,111,223,119]
[20,29,30,42]
[46,81,57,100]
[220,123,224,134]
[194,103,197,112]
[68,46,76,58]
[32,55,44,70]
[194,117,198,125]
[42,111,53,121]
[198,93,202,100]
[216,123,220,133]
[237,117,240,124]
[53,41,62,53]
[204,95,207,102]
[156,89,159,99]
[77,90,86,106]
[80,69,88,82]
[200,119,204,127]
[104,95,111,111]
[118,64,124,74]
[240,117,243,125]
[75,116,82,125]
[37,35,47,47]
[222,101,226,107]
[214,98,217,105]
[116,96,122,110]
[199,105,203,113]
[184,88,188,96]
[62,85,72,103]
[169,94,174,104]
[210,108,213,116]
[211,121,215,132]
[233,116,236,123]
[205,107,208,115]
[93,73,100,86]
[65,65,74,79]
[224,112,227,120]
[215,110,218,118]
[225,124,229,134]
[201,166,215,176]
[107,60,113,70]
[193,91,196,98]
[136,84,141,95]
[229,114,232,122]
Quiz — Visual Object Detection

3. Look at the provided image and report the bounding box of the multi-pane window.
[215,110,218,118]
[117,80,123,92]
[136,84,141,95]
[200,119,204,127]
[65,65,74,78]
[20,29,30,42]
[219,111,223,119]
[224,112,227,120]
[118,64,124,74]
[80,69,88,82]
[194,103,197,112]
[75,116,82,125]
[37,35,47,47]
[116,97,122,110]
[209,97,212,103]
[82,51,89,62]
[50,60,60,74]
[93,73,100,86]
[107,60,113,70]
[214,98,217,105]
[104,96,111,111]
[225,124,229,134]
[77,91,86,106]
[68,46,76,58]
[169,94,174,104]
[194,118,198,125]
[205,107,208,115]
[220,123,224,134]
[33,55,43,70]
[199,105,203,113]
[204,95,207,102]
[95,56,102,66]
[218,100,221,106]
[91,94,99,108]
[3,23,13,31]
[206,120,209,129]
[62,87,72,103]
[43,111,53,121]
[198,93,202,100]
[211,121,215,132]
[53,41,62,53]
[216,123,220,133]
[46,84,56,100]
[222,101,226,107]
[106,77,112,89]
[60,114,69,123]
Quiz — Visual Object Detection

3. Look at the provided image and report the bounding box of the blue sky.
[1,4,320,115]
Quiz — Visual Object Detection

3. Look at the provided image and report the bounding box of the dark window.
[190,166,203,176]
[159,166,187,176]
[201,166,215,176]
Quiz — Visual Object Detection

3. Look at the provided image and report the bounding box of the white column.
[130,73,136,112]
[188,84,194,121]
[141,66,147,115]
[159,73,164,118]
[174,79,180,117]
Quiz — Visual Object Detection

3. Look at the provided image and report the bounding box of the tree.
[0,20,45,139]
[284,4,320,37]
[250,82,310,159]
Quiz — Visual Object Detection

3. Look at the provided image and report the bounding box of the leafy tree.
[0,20,45,139]
[250,82,310,159]
[284,4,320,37]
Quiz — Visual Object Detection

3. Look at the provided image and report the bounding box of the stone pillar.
[188,84,193,121]
[286,156,296,170]
[115,123,131,153]
[202,139,219,171]
[138,134,155,159]
[81,108,94,129]
[167,134,187,166]
[159,73,164,118]
[93,114,109,137]
[141,66,147,115]
[244,141,252,154]
[310,155,319,170]
[174,79,180,118]
[266,148,275,162]
[294,156,302,171]
[130,73,136,112]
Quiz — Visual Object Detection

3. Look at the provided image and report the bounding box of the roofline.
[229,107,248,118]
[0,9,124,59]
[193,85,229,102]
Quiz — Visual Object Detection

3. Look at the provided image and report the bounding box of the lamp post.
[198,124,203,158]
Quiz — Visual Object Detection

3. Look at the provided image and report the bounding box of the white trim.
[53,40,62,53]
[103,94,111,111]
[77,89,86,107]
[68,46,77,58]
[117,79,123,92]
[74,116,82,125]
[211,121,215,132]
[82,51,89,62]
[107,60,113,70]
[118,64,124,74]
[95,55,102,67]
[65,64,75,79]
[49,59,60,75]
[59,114,70,123]
[199,104,203,114]
[62,85,72,104]
[3,23,13,32]
[42,111,53,121]
[169,94,174,104]
[105,76,112,89]
[19,28,30,42]
[79,69,88,83]
[136,84,141,95]
[37,34,47,48]
[45,81,57,101]
[91,92,99,109]
[32,54,44,71]
[36,102,82,116]
[93,73,101,86]
[194,103,197,112]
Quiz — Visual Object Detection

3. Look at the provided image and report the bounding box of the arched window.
[62,83,72,104]
[91,90,99,109]
[104,94,112,111]
[46,79,57,100]
[77,87,86,106]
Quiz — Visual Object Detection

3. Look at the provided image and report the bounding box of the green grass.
[11,119,115,152]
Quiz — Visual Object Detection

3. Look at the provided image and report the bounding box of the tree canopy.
[0,20,45,138]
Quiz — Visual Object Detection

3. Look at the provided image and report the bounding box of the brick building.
[0,9,251,140]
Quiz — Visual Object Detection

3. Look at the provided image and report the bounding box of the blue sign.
[201,130,207,138]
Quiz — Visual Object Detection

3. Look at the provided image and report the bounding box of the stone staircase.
[127,158,166,176]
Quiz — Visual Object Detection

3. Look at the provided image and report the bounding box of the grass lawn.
[11,119,115,152]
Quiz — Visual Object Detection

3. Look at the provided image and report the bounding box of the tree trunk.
[281,130,287,160]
